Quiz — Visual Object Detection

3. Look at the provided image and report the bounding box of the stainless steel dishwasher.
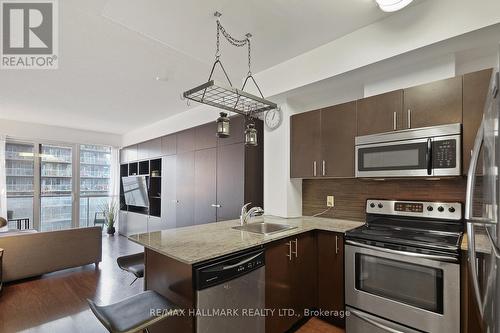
[194,248,265,333]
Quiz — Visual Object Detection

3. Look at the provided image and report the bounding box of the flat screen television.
[122,176,149,208]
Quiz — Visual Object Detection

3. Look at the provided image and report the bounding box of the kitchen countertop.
[128,215,364,265]
[461,232,492,254]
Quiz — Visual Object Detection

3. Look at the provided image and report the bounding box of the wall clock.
[264,108,282,130]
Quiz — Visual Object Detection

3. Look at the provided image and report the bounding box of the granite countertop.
[128,215,364,265]
[461,232,492,254]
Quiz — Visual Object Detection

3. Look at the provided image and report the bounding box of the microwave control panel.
[433,140,456,168]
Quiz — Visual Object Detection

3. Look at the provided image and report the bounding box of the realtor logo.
[1,0,58,69]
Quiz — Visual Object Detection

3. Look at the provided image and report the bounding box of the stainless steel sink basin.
[232,222,297,235]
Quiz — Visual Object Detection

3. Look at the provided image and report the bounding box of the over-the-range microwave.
[355,123,461,178]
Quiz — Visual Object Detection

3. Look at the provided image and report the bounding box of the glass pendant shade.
[245,123,258,146]
[216,112,230,138]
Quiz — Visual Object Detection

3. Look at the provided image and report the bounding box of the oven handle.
[349,309,405,333]
[426,138,432,176]
[345,240,458,263]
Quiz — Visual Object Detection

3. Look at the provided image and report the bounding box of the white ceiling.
[0,0,392,134]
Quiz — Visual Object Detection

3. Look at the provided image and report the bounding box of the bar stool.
[117,253,144,285]
[87,290,178,333]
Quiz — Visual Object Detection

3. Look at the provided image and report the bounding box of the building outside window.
[4,141,114,231]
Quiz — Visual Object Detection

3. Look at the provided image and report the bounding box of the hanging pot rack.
[182,12,277,118]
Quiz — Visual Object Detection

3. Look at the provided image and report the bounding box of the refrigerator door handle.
[467,222,484,318]
[465,120,484,221]
[485,226,500,259]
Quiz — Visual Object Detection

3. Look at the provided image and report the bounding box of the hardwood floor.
[0,234,143,333]
[295,318,345,333]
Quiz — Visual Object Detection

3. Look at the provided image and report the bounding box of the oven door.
[345,243,460,333]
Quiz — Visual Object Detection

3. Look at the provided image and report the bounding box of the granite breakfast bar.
[128,215,363,333]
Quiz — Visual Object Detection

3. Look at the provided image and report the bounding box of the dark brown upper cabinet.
[403,76,463,129]
[195,122,217,150]
[291,104,356,178]
[357,90,404,136]
[290,110,322,178]
[321,102,357,178]
[176,128,196,153]
[463,68,493,175]
[161,134,177,156]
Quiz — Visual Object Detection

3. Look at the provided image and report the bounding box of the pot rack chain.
[214,13,253,77]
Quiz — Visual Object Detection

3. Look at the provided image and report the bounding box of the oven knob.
[438,206,444,212]
[449,207,456,213]
[378,203,384,209]
[427,206,433,212]
[370,203,375,208]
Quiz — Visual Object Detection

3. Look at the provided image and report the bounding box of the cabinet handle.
[407,109,411,128]
[211,204,221,208]
[335,236,339,255]
[322,160,326,176]
[313,161,317,177]
[286,241,292,261]
[393,112,397,130]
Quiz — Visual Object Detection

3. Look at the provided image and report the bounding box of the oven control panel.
[366,199,462,220]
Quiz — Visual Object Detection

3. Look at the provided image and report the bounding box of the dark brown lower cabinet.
[317,232,345,327]
[265,232,317,333]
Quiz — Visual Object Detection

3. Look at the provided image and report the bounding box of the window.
[4,140,114,231]
[79,145,112,227]
[5,142,34,229]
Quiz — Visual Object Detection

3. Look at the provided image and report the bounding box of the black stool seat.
[88,290,177,333]
[117,253,144,279]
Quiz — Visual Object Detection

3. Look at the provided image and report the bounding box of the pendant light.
[375,0,413,12]
[244,120,258,146]
[216,112,230,138]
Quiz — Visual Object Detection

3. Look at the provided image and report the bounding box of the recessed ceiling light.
[375,0,414,12]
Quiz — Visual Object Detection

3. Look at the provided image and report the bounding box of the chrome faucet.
[240,203,264,226]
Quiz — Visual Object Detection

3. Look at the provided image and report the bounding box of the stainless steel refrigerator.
[466,66,500,332]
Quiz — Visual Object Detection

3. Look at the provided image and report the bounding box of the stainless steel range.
[345,199,463,333]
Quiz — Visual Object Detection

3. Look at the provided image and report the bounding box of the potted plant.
[102,200,118,235]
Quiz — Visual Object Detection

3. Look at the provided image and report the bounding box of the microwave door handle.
[467,222,485,318]
[465,120,484,221]
[349,309,405,333]
[426,138,432,176]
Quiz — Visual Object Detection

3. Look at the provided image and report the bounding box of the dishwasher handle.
[194,249,265,290]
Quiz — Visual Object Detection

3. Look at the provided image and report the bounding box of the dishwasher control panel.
[194,249,265,290]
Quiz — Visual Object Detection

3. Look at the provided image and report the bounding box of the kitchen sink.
[232,222,297,235]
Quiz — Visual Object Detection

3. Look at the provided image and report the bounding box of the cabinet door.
[403,76,462,129]
[118,211,128,236]
[195,122,217,150]
[122,145,138,162]
[317,232,345,325]
[463,69,493,175]
[292,232,317,320]
[357,90,403,136]
[177,129,196,153]
[265,238,296,333]
[290,110,321,178]
[194,148,217,225]
[175,151,194,227]
[138,139,162,160]
[216,143,244,221]
[321,102,357,177]
[161,134,177,156]
[161,155,177,229]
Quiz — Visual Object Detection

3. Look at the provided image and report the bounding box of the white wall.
[0,118,121,146]
[263,103,302,218]
[252,0,500,98]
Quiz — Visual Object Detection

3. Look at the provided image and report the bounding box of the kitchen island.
[129,215,363,333]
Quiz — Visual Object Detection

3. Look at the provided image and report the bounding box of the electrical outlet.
[327,195,335,207]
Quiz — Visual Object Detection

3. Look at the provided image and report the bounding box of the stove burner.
[361,229,392,236]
